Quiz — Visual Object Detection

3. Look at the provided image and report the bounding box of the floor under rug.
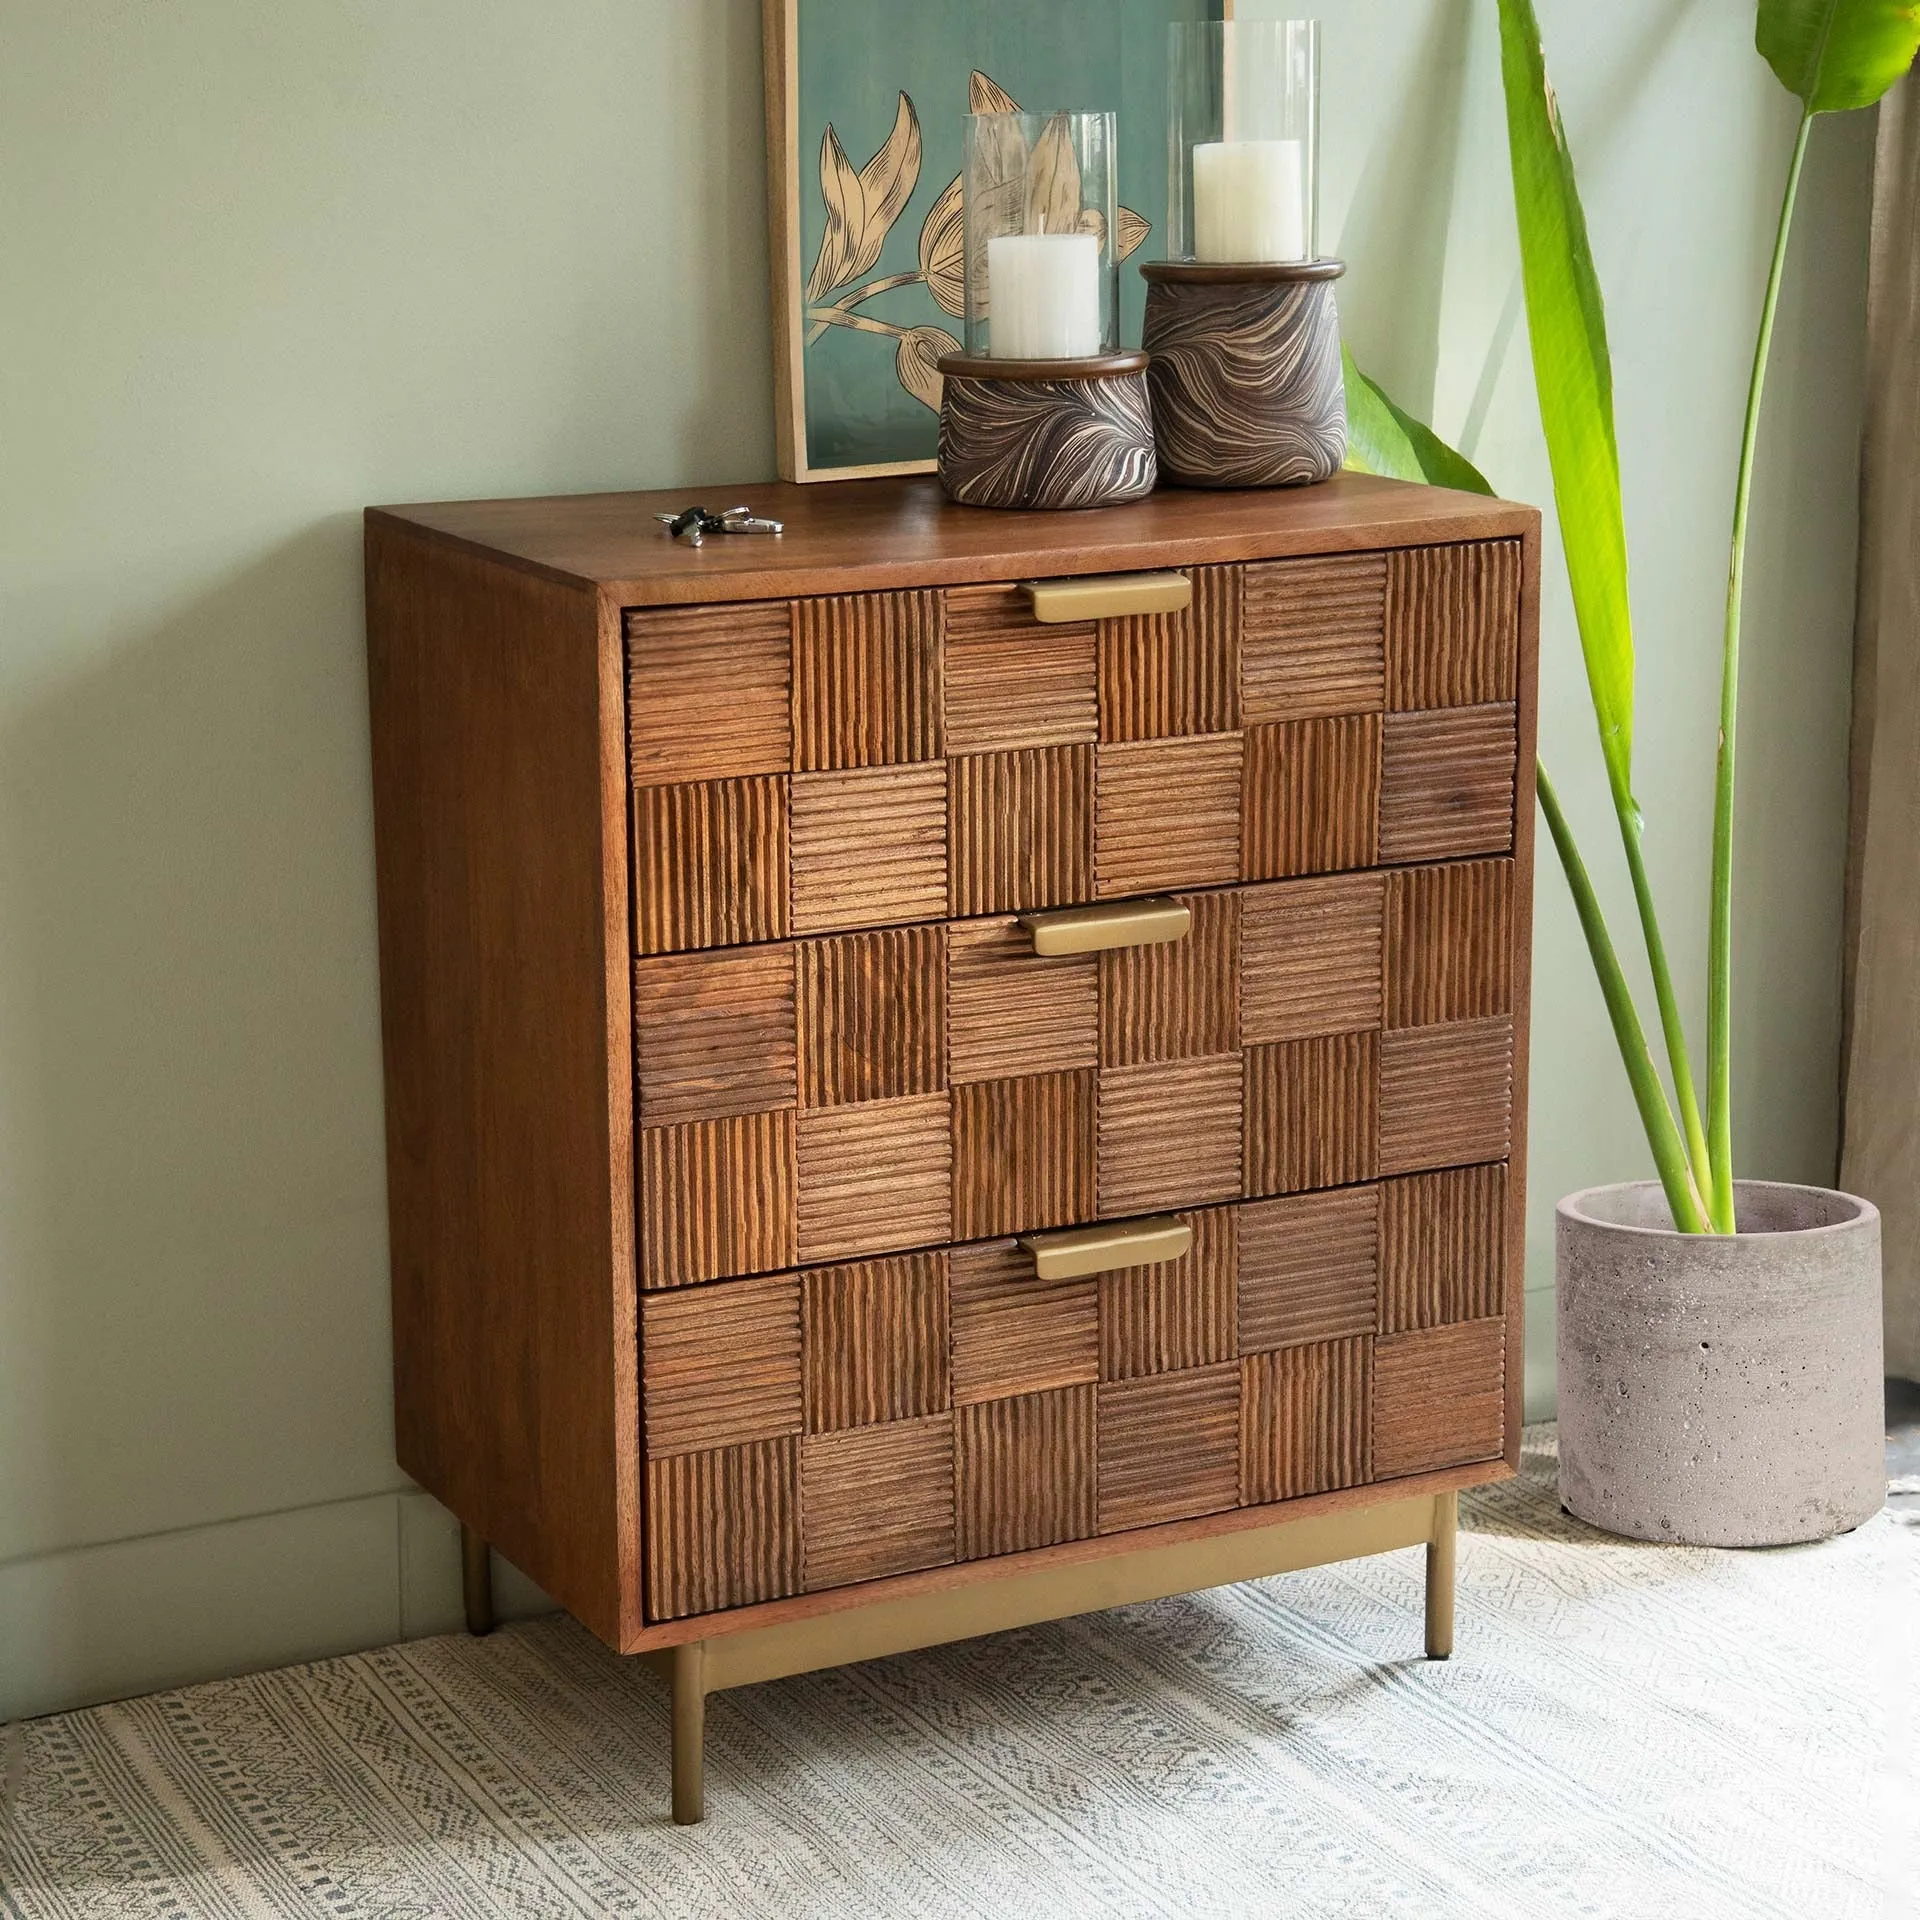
[4,1428,1915,1920]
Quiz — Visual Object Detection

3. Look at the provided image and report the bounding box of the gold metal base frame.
[638,1488,1460,1825]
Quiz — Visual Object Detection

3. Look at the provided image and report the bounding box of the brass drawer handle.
[1020,571,1191,623]
[1020,1216,1193,1282]
[1021,896,1191,957]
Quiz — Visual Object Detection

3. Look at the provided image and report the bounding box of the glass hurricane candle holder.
[961,109,1119,358]
[1168,19,1319,265]
[935,108,1153,509]
[1142,19,1346,488]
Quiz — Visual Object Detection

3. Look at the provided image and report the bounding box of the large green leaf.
[1341,348,1495,495]
[1499,0,1718,1213]
[1757,0,1920,111]
[1498,0,1637,808]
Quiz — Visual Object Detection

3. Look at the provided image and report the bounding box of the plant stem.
[1707,106,1813,1235]
[805,270,926,345]
[1539,761,1710,1233]
[1613,802,1715,1209]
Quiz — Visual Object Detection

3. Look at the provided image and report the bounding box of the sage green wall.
[0,0,1869,1721]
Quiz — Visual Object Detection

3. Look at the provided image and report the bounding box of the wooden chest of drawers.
[366,474,1538,1821]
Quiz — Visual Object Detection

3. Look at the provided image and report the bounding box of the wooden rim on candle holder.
[1140,258,1346,285]
[936,350,1149,383]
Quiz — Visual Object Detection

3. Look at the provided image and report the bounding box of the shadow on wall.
[1335,0,1474,420]
[0,518,402,1605]
[1337,0,1706,463]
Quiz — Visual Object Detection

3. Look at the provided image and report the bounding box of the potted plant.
[1348,0,1917,1544]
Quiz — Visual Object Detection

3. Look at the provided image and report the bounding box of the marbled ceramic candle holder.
[1140,259,1346,488]
[935,351,1157,511]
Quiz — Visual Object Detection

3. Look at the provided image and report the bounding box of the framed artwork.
[763,0,1229,483]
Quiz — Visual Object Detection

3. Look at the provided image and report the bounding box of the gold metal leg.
[631,1493,1453,1821]
[671,1641,706,1825]
[461,1524,494,1637]
[1425,1490,1457,1660]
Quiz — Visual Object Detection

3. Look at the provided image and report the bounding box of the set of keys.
[655,504,785,546]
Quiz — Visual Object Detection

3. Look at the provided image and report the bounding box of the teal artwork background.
[796,0,1223,472]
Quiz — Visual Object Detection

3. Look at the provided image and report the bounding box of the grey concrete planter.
[1556,1181,1883,1545]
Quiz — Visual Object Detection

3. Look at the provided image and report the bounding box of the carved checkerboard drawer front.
[637,1174,1508,1621]
[625,542,1523,955]
[632,860,1517,1288]
[628,540,1523,1292]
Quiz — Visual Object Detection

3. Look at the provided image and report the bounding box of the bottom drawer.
[639,1166,1511,1622]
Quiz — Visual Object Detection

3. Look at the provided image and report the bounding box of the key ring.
[654,504,785,546]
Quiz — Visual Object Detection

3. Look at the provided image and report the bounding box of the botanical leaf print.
[801,69,1150,416]
[857,92,922,258]
[896,324,961,410]
[965,105,1031,315]
[1025,113,1083,236]
[919,175,966,318]
[969,69,1020,115]
[805,92,922,301]
[806,122,864,302]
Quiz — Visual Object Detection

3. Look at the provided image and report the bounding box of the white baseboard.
[1,1488,554,1725]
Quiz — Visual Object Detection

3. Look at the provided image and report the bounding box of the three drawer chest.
[365,473,1540,1822]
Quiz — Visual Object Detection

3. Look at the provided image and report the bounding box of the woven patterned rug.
[5,1430,1916,1919]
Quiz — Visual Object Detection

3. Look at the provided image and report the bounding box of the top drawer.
[626,543,1522,956]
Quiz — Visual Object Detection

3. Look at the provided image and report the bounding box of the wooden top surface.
[368,472,1536,608]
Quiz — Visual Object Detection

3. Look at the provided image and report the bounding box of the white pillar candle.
[986,233,1102,358]
[1192,139,1306,263]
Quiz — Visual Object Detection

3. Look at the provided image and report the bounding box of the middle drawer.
[635,859,1514,1289]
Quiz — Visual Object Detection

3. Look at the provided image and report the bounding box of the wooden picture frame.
[762,0,1227,483]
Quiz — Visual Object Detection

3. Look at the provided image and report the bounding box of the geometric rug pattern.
[5,1430,1915,1919]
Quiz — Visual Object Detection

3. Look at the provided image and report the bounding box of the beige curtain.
[1842,74,1920,1382]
